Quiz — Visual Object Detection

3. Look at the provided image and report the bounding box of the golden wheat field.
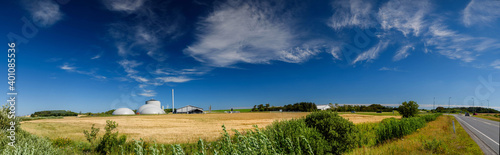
[20,112,399,144]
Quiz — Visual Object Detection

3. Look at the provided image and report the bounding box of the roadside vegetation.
[3,101,484,154]
[474,113,500,122]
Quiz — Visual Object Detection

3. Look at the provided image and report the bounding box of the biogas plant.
[112,89,204,115]
[113,99,166,115]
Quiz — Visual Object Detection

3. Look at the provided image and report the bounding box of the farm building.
[138,99,166,115]
[112,108,135,115]
[316,105,331,110]
[176,105,204,114]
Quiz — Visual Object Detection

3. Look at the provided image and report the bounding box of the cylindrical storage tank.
[138,104,160,114]
[145,99,161,107]
[140,107,166,114]
[112,108,135,115]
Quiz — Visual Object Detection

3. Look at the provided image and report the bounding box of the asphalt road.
[454,114,499,155]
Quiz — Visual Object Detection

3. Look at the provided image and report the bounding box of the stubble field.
[21,112,399,144]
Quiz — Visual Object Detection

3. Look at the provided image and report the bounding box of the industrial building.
[176,105,204,114]
[317,105,331,110]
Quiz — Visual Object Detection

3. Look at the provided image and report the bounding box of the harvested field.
[21,112,399,144]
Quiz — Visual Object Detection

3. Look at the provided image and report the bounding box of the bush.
[397,101,419,118]
[96,120,127,154]
[376,113,441,144]
[52,137,72,147]
[305,111,359,154]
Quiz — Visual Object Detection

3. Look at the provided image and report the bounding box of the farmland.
[20,112,399,144]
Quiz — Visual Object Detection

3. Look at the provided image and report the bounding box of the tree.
[397,101,419,118]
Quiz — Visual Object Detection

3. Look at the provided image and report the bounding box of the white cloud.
[59,63,106,80]
[425,24,500,62]
[463,0,500,27]
[118,59,142,75]
[329,0,375,29]
[25,0,63,27]
[91,54,101,60]
[156,76,192,83]
[60,63,75,71]
[491,60,500,69]
[379,67,400,71]
[103,0,145,13]
[352,41,389,64]
[185,0,323,67]
[377,0,430,37]
[393,44,414,61]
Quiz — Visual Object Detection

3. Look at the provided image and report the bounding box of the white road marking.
[456,116,499,146]
[470,117,500,128]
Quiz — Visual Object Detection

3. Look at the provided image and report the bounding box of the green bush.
[52,137,72,147]
[305,111,359,154]
[397,101,419,118]
[96,120,127,154]
[376,113,441,144]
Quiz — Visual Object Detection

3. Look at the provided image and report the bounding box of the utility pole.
[448,97,451,114]
[433,97,435,111]
[472,97,475,114]
[487,100,489,111]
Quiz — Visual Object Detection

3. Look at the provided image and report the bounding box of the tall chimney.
[172,89,175,114]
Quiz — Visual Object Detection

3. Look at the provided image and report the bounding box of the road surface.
[454,114,499,155]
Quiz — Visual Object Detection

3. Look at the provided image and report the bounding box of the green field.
[210,108,253,113]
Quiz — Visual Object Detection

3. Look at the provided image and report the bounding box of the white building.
[317,104,331,110]
[176,105,203,114]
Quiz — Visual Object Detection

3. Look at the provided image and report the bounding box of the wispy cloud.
[156,76,192,83]
[91,54,102,60]
[24,0,64,27]
[379,67,400,71]
[393,44,414,61]
[377,0,430,37]
[185,0,326,67]
[425,23,500,62]
[462,0,500,27]
[102,0,145,13]
[328,0,375,29]
[353,41,389,64]
[491,60,500,69]
[59,63,106,80]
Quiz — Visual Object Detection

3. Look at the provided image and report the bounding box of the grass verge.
[474,113,500,122]
[346,115,482,155]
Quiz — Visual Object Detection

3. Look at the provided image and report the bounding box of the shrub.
[83,124,100,143]
[53,137,72,147]
[305,111,359,154]
[397,101,419,118]
[376,113,441,144]
[95,120,127,154]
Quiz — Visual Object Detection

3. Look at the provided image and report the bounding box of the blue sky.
[2,0,500,116]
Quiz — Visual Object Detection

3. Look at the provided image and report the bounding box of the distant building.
[176,105,204,114]
[317,105,331,110]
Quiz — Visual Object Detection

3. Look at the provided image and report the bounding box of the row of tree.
[31,110,78,117]
[433,106,499,113]
[251,102,317,112]
[327,103,396,112]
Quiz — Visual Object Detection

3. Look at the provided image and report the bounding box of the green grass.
[346,115,482,155]
[19,116,64,121]
[210,109,252,113]
[474,113,500,122]
[336,111,401,116]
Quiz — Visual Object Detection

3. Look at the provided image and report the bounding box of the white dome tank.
[112,108,135,115]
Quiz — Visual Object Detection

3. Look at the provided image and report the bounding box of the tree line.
[251,102,317,112]
[31,110,78,117]
[433,106,499,113]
